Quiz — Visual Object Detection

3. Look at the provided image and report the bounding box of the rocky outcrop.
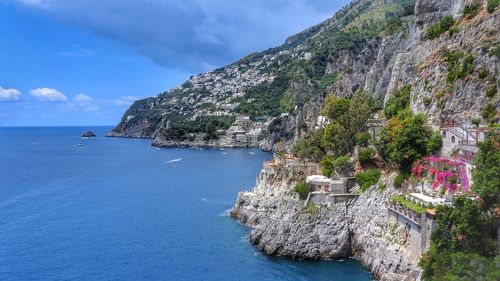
[231,165,421,280]
[81,131,96,138]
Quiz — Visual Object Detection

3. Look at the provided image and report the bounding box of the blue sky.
[0,0,349,126]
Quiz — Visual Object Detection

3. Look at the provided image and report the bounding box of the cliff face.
[231,165,421,281]
[112,0,498,150]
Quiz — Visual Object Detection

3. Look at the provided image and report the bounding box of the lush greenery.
[426,131,443,154]
[471,132,500,206]
[426,15,455,40]
[384,86,411,118]
[321,155,352,178]
[378,113,434,173]
[358,147,376,164]
[390,195,426,214]
[294,181,310,200]
[160,116,235,141]
[294,91,374,161]
[235,76,290,118]
[420,133,500,280]
[355,169,381,192]
[481,103,498,124]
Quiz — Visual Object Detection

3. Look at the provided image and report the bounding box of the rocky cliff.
[231,163,421,281]
[112,0,498,150]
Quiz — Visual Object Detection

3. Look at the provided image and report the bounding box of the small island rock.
[81,131,96,138]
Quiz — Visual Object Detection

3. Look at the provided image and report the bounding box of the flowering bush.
[411,156,470,193]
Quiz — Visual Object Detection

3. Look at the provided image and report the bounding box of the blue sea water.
[0,127,372,281]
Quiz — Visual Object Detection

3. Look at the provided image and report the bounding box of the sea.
[0,126,372,281]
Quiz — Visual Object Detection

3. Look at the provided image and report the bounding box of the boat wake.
[165,158,183,163]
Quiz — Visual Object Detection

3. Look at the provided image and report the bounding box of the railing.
[386,201,421,226]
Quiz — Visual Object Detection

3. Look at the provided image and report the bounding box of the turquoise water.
[0,127,372,281]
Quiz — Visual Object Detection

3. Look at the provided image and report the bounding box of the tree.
[321,95,351,122]
[379,114,432,172]
[472,132,500,207]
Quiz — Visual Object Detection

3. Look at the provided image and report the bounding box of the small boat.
[75,143,84,147]
[248,152,255,155]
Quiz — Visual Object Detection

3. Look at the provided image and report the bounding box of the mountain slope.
[111,0,498,151]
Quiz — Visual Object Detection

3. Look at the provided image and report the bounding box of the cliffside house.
[306,175,331,193]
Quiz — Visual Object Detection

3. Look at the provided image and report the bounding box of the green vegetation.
[294,181,310,200]
[426,15,455,40]
[423,96,432,107]
[393,174,405,188]
[378,113,434,173]
[420,133,500,280]
[321,155,352,178]
[306,201,319,216]
[426,131,443,154]
[481,103,498,124]
[486,84,497,98]
[487,0,500,13]
[160,116,235,141]
[355,169,381,192]
[384,86,411,118]
[471,132,500,207]
[477,68,489,79]
[355,132,370,147]
[358,147,375,164]
[390,195,426,214]
[292,130,325,162]
[443,50,475,84]
[294,91,374,161]
[463,1,481,18]
[235,76,289,118]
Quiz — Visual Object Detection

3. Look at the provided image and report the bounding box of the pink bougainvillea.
[412,155,470,194]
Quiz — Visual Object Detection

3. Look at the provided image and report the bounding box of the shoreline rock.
[230,165,422,281]
[81,131,96,138]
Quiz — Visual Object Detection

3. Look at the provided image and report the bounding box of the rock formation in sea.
[82,131,96,138]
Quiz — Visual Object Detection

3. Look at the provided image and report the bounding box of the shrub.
[378,114,433,172]
[321,155,334,176]
[471,117,481,127]
[423,96,432,106]
[477,68,489,79]
[355,169,381,192]
[355,131,370,147]
[332,156,352,177]
[294,182,310,200]
[489,45,500,58]
[426,15,455,40]
[306,202,319,216]
[464,2,480,18]
[358,147,375,164]
[481,103,497,123]
[384,85,411,118]
[426,131,443,154]
[487,0,499,13]
[394,174,405,188]
[486,84,497,98]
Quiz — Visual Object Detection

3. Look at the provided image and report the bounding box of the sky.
[0,0,350,126]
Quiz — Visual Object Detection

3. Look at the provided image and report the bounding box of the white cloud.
[75,94,92,103]
[114,96,139,106]
[0,87,22,102]
[15,0,47,8]
[30,88,68,102]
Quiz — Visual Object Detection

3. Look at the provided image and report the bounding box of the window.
[442,131,447,138]
[451,136,455,143]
